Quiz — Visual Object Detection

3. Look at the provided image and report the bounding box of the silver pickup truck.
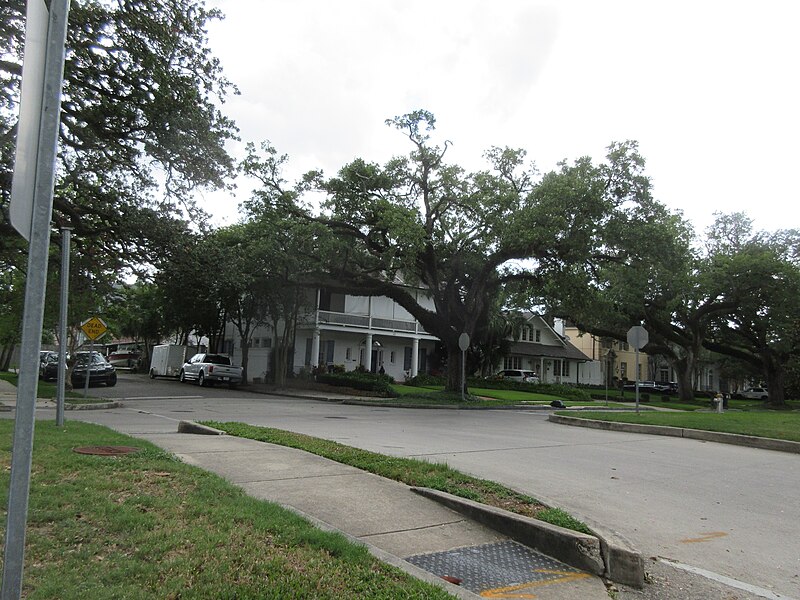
[179,353,243,388]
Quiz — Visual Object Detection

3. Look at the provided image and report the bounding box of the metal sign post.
[3,0,71,597]
[55,227,72,427]
[79,317,108,398]
[627,326,649,415]
[458,333,470,402]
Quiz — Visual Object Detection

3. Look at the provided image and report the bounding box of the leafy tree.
[247,111,669,392]
[240,144,329,384]
[1,0,238,274]
[701,215,800,406]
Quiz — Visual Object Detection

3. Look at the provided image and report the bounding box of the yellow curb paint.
[480,570,591,598]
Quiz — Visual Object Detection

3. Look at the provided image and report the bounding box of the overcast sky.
[202,0,798,235]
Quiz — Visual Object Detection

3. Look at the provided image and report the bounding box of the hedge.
[315,372,397,396]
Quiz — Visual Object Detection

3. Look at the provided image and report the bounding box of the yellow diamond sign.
[80,316,108,341]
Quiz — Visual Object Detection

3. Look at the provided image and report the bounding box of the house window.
[262,338,272,348]
[659,368,669,382]
[390,350,396,364]
[561,361,570,377]
[620,362,628,379]
[535,329,541,342]
[503,357,522,370]
[223,339,234,355]
[346,348,352,360]
[600,338,613,349]
[521,325,533,341]
[621,342,630,351]
[404,347,412,370]
[319,289,345,312]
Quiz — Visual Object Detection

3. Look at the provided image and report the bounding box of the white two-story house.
[221,287,440,382]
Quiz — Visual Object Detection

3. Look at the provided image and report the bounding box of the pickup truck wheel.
[179,369,186,383]
[198,371,205,387]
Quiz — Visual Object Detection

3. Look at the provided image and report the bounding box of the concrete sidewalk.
[140,426,611,599]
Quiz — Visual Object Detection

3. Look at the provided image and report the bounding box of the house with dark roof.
[501,314,591,384]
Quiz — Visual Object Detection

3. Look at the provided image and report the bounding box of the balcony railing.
[317,310,428,335]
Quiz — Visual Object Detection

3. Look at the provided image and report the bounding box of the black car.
[39,351,61,381]
[71,354,117,387]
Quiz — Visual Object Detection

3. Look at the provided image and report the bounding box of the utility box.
[149,345,190,379]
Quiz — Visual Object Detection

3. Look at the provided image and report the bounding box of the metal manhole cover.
[73,446,141,456]
[407,540,587,595]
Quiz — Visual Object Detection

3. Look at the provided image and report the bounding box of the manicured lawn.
[0,421,453,599]
[204,421,592,535]
[468,387,563,402]
[0,371,84,400]
[561,410,800,442]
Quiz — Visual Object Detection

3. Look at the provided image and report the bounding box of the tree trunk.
[672,355,696,402]
[763,355,786,407]
[0,345,14,371]
[444,343,464,394]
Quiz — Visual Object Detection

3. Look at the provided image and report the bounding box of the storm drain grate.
[407,540,583,594]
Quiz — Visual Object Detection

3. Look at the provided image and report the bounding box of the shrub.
[315,372,397,396]
[406,373,445,387]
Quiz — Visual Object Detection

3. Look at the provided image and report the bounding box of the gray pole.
[635,347,640,415]
[461,349,466,402]
[55,227,72,427]
[2,1,71,597]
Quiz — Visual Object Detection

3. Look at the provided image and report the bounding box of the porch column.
[311,328,320,368]
[539,357,544,383]
[365,333,373,372]
[411,338,419,377]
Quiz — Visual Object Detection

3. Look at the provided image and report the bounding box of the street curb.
[65,401,122,410]
[548,414,800,454]
[177,420,226,435]
[411,487,644,588]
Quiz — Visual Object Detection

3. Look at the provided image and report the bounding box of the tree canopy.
[244,110,678,391]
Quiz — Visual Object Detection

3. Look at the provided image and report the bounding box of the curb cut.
[410,487,644,588]
[177,420,226,435]
[549,414,800,454]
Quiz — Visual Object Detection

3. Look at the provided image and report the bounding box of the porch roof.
[508,341,591,362]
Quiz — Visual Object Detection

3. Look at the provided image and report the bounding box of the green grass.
[0,371,85,400]
[560,410,800,442]
[203,421,593,535]
[0,421,454,599]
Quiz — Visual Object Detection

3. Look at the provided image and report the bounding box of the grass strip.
[202,421,593,535]
[0,372,84,400]
[558,410,800,442]
[0,421,454,599]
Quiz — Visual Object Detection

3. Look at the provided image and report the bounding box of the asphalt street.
[69,373,800,599]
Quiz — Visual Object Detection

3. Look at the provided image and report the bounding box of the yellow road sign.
[80,316,107,341]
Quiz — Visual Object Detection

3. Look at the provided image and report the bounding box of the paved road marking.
[680,531,728,543]
[480,570,591,598]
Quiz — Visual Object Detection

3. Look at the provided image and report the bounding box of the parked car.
[495,369,539,383]
[39,351,62,381]
[179,353,243,388]
[71,353,117,387]
[623,380,669,393]
[732,387,769,400]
